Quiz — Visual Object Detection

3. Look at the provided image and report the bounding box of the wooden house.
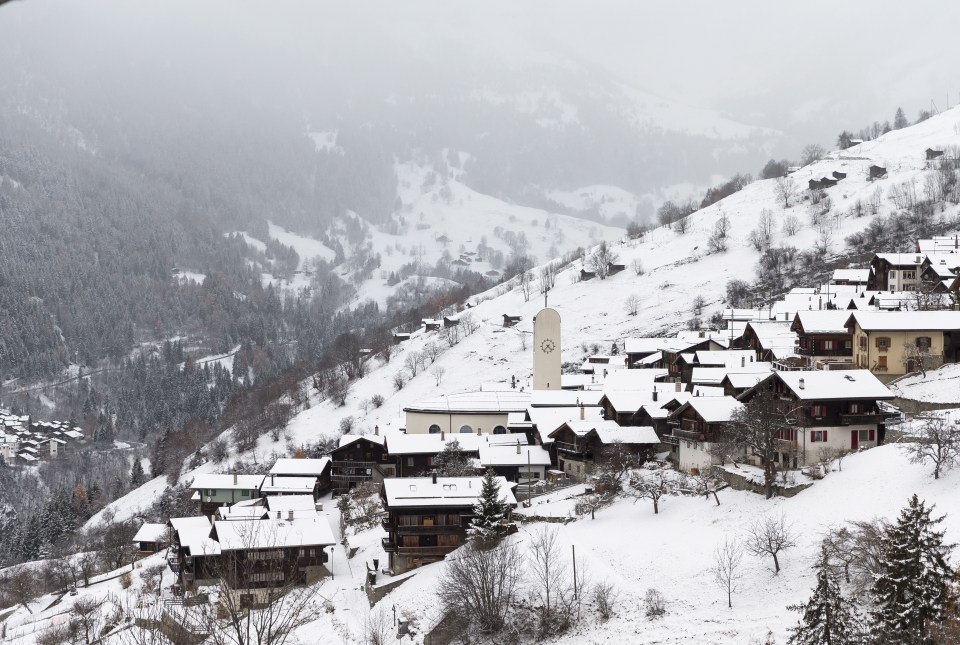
[867,253,921,291]
[422,319,441,332]
[167,516,220,590]
[808,178,822,191]
[329,435,392,493]
[926,148,945,160]
[869,165,887,179]
[579,269,596,281]
[548,420,658,480]
[268,457,331,496]
[608,262,626,276]
[666,397,743,473]
[380,474,517,574]
[478,441,552,483]
[189,474,265,517]
[739,370,893,467]
[392,332,411,344]
[791,311,853,369]
[502,314,521,327]
[133,522,169,554]
[832,171,847,180]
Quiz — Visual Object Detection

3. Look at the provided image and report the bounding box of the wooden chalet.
[608,262,626,275]
[502,314,521,327]
[548,419,658,480]
[268,458,331,496]
[867,253,921,291]
[832,171,847,180]
[666,397,743,473]
[926,148,945,160]
[392,332,411,344]
[791,311,853,369]
[330,435,392,494]
[189,474,265,517]
[869,165,887,179]
[168,516,220,591]
[579,268,596,281]
[380,475,517,574]
[133,522,169,554]
[739,370,893,467]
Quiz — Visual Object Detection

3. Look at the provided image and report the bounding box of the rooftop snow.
[404,390,531,413]
[776,370,893,401]
[847,311,960,331]
[268,457,330,477]
[382,475,517,508]
[214,517,335,550]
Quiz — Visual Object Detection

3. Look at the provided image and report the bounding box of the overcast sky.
[3,0,958,149]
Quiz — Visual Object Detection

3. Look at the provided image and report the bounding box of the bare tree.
[624,294,640,316]
[431,366,446,386]
[438,541,524,634]
[588,241,618,280]
[712,536,744,608]
[529,526,575,636]
[628,469,678,515]
[748,208,776,251]
[905,414,960,479]
[403,352,421,377]
[423,341,440,362]
[538,262,558,294]
[592,581,618,620]
[673,216,690,234]
[822,519,889,593]
[722,389,789,499]
[574,494,607,520]
[745,513,797,574]
[365,606,393,645]
[392,371,407,392]
[644,588,666,618]
[519,270,533,302]
[684,467,728,506]
[902,342,937,377]
[708,211,731,253]
[775,176,798,208]
[782,214,800,236]
[800,144,826,166]
[631,258,644,276]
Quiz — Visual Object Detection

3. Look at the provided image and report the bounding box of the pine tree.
[131,458,145,487]
[894,107,909,130]
[467,469,511,547]
[870,495,954,642]
[787,546,862,644]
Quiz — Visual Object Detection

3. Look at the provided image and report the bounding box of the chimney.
[288,510,294,521]
[276,510,281,519]
[441,430,445,440]
[431,472,437,484]
[516,442,521,454]
[580,404,585,421]
[233,469,238,485]
[652,388,658,402]
[799,377,805,390]
[374,425,379,436]
[271,474,275,486]
[741,356,745,368]
[675,382,681,392]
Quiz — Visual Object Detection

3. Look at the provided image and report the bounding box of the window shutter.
[823,431,828,442]
[874,336,879,347]
[869,429,875,441]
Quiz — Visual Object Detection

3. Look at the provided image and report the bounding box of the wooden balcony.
[396,546,456,556]
[553,441,588,456]
[395,524,465,535]
[671,428,705,442]
[840,412,886,425]
[381,537,397,552]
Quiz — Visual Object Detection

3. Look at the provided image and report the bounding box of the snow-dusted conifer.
[869,494,954,642]
[468,469,510,546]
[787,546,861,644]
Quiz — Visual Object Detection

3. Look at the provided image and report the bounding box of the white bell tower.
[532,307,561,390]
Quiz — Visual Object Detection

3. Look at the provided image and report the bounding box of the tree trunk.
[727,590,732,608]
[712,491,720,506]
[652,499,658,514]
[772,553,780,574]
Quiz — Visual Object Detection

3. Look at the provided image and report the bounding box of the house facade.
[330,435,392,494]
[846,311,960,381]
[189,474,266,517]
[791,311,853,369]
[666,397,744,473]
[403,391,530,435]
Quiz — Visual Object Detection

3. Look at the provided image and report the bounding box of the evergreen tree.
[130,458,145,487]
[787,546,862,644]
[870,495,954,642]
[430,440,474,477]
[467,469,511,546]
[894,107,909,130]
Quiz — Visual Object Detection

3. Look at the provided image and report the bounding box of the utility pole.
[572,544,578,599]
[526,449,531,506]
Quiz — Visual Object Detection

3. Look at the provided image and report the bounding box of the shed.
[869,165,887,179]
[926,148,944,160]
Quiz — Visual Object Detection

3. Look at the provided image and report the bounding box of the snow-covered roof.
[529,390,604,407]
[264,495,318,514]
[170,516,220,555]
[133,523,168,544]
[217,505,269,521]
[478,443,552,467]
[874,252,922,266]
[190,474,265,491]
[526,406,602,438]
[337,433,385,448]
[385,433,484,455]
[624,338,676,354]
[691,364,772,386]
[694,350,757,368]
[214,517,335,550]
[634,351,663,366]
[793,310,853,335]
[404,391,531,414]
[722,372,769,389]
[259,476,316,494]
[847,311,960,331]
[600,390,653,413]
[677,397,744,423]
[269,457,330,477]
[554,419,659,444]
[744,321,798,348]
[601,369,668,390]
[775,370,893,401]
[831,269,870,283]
[382,476,517,508]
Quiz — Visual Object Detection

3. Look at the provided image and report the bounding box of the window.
[493,425,507,435]
[859,336,867,350]
[876,337,890,350]
[406,457,414,467]
[810,430,828,442]
[241,490,250,497]
[459,425,473,434]
[916,337,932,350]
[249,571,285,583]
[877,356,888,370]
[809,405,826,418]
[428,424,441,434]
[823,340,834,350]
[890,270,897,278]
[844,340,852,350]
[858,429,875,442]
[248,550,284,561]
[849,403,862,414]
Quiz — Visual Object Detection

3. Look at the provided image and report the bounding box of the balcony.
[840,412,886,425]
[396,546,456,556]
[671,428,705,442]
[381,537,397,552]
[381,518,395,531]
[553,441,588,456]
[395,524,465,535]
[796,346,852,358]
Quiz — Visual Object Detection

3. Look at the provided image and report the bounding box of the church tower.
[532,307,561,390]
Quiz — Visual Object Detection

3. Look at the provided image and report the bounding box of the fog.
[1,0,958,206]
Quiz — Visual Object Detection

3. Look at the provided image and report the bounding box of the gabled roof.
[873,252,922,266]
[214,517,335,550]
[672,397,744,423]
[133,522,168,544]
[691,364,772,386]
[382,476,517,508]
[336,433,385,449]
[259,476,316,494]
[694,350,757,368]
[529,390,604,407]
[831,268,870,283]
[385,433,490,456]
[404,391,531,414]
[623,338,676,354]
[845,311,960,332]
[601,369,668,390]
[550,419,659,445]
[792,310,854,335]
[269,458,330,477]
[478,443,552,467]
[264,495,319,514]
[775,370,893,401]
[190,474,265,491]
[721,372,769,390]
[169,516,220,555]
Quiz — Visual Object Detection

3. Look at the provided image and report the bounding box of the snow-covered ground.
[890,363,960,404]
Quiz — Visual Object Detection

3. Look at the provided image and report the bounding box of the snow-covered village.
[3,2,960,644]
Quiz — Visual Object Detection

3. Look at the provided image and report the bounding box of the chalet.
[403,390,530,435]
[846,311,960,381]
[579,268,596,281]
[330,434,392,494]
[740,370,893,467]
[791,311,853,369]
[422,318,441,332]
[392,332,411,344]
[384,433,491,477]
[624,338,676,368]
[442,315,460,327]
[690,365,772,389]
[926,148,945,160]
[523,404,604,447]
[608,262,626,275]
[189,474,265,517]
[548,419,658,480]
[599,390,653,425]
[478,441,552,483]
[380,474,517,574]
[580,354,629,374]
[268,457,331,496]
[211,517,333,595]
[168,516,220,590]
[808,178,822,191]
[666,397,744,473]
[919,255,960,293]
[819,176,839,188]
[133,522,169,554]
[831,269,869,286]
[832,171,847,180]
[869,165,887,179]
[718,372,769,398]
[867,253,921,291]
[502,314,522,327]
[663,336,727,382]
[740,321,798,363]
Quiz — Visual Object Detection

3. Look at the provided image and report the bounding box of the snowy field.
[891,363,960,404]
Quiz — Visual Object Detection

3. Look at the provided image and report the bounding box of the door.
[851,430,859,450]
